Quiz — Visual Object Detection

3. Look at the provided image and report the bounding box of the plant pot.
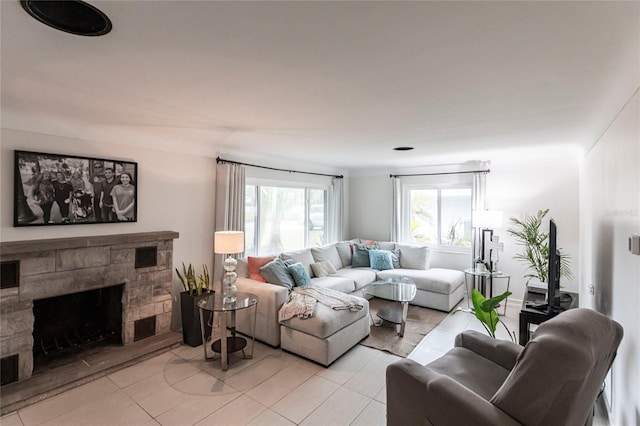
[180,291,213,347]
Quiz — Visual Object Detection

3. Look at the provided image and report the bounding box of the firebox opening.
[32,284,124,372]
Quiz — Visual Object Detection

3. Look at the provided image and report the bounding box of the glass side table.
[463,268,511,316]
[197,291,258,371]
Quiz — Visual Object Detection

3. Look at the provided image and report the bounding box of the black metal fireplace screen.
[32,284,124,370]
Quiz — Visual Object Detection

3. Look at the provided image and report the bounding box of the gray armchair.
[386,308,623,426]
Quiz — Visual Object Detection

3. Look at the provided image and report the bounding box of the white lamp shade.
[214,231,245,254]
[472,210,503,229]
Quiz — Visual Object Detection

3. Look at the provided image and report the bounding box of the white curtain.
[471,172,487,265]
[390,176,402,242]
[329,177,345,242]
[214,163,245,287]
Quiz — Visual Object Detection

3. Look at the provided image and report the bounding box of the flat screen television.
[547,218,562,311]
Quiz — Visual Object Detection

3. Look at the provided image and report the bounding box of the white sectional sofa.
[235,239,465,351]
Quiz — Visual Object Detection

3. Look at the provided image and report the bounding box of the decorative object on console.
[506,209,573,290]
[472,209,503,269]
[14,150,138,226]
[474,257,492,273]
[214,231,245,303]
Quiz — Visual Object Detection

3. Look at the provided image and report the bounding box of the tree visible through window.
[245,184,326,256]
[408,187,471,248]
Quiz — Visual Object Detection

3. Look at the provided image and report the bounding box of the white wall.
[579,90,639,425]
[487,162,580,302]
[0,129,217,330]
[347,162,581,303]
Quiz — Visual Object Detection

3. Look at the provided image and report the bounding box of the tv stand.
[519,290,578,345]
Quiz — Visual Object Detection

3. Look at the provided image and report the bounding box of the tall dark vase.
[180,291,213,347]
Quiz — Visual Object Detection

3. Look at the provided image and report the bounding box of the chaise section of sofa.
[234,239,465,348]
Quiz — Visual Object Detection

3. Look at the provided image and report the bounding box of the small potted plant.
[176,262,212,346]
[506,209,573,288]
[474,257,492,273]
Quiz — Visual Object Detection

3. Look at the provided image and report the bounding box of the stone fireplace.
[0,231,181,413]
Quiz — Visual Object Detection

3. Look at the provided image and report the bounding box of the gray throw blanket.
[278,285,364,322]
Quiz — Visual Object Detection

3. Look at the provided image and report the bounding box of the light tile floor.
[0,300,606,426]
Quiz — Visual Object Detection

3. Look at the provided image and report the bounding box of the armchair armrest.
[235,277,289,347]
[386,359,520,426]
[454,330,523,371]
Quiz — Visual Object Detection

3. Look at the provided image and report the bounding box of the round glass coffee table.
[362,277,417,337]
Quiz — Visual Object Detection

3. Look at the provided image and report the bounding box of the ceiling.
[1,1,638,171]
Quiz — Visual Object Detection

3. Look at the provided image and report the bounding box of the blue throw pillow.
[287,262,312,286]
[352,243,377,267]
[259,257,296,289]
[369,250,394,270]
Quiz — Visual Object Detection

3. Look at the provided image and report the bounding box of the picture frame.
[14,150,138,226]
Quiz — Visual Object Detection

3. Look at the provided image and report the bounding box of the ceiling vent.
[21,0,112,36]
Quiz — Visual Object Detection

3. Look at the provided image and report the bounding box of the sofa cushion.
[288,262,312,286]
[352,243,378,267]
[279,296,368,338]
[396,244,430,269]
[311,244,343,270]
[259,257,296,289]
[335,267,378,290]
[335,242,353,267]
[311,261,337,277]
[369,250,394,270]
[310,276,356,293]
[248,256,276,282]
[281,248,316,278]
[377,268,464,295]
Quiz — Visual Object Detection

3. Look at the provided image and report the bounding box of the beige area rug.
[359,298,448,358]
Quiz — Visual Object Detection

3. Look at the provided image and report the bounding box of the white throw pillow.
[311,261,338,277]
[376,241,396,251]
[396,243,429,270]
[335,242,352,267]
[311,244,343,270]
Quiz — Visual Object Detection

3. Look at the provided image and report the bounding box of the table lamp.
[214,231,245,303]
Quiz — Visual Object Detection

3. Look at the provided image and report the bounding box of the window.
[405,186,472,249]
[245,183,327,256]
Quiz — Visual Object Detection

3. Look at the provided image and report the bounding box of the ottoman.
[377,268,465,312]
[279,297,370,366]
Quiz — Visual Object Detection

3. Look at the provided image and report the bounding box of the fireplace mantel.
[1,231,179,255]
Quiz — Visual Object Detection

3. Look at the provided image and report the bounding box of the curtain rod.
[390,169,490,178]
[216,157,343,179]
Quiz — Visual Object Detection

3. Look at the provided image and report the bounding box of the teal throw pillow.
[369,250,394,270]
[259,257,296,289]
[352,243,377,267]
[287,262,312,286]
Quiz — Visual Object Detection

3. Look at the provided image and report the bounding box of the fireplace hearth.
[0,231,181,414]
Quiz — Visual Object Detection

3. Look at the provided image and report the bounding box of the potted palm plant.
[176,262,212,346]
[506,209,573,288]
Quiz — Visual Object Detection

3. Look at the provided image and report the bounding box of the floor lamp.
[214,231,245,303]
